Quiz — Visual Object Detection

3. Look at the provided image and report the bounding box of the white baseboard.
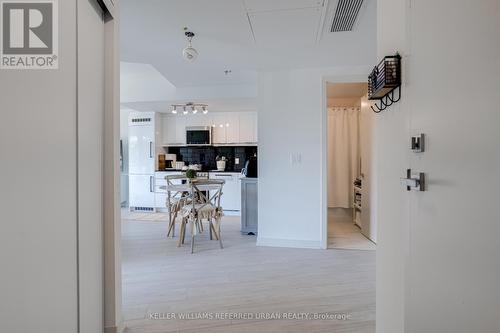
[257,237,321,249]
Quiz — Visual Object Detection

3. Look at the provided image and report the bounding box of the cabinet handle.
[150,176,154,192]
[149,142,153,158]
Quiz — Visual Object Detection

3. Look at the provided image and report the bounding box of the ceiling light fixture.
[182,29,198,62]
[170,102,209,116]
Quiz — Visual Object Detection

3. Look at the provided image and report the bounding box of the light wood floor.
[328,208,376,250]
[122,214,375,333]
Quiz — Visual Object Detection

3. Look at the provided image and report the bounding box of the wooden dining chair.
[165,174,189,238]
[179,179,225,253]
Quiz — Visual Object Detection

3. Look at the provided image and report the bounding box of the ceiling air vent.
[330,0,364,32]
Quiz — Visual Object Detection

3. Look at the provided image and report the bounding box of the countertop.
[156,169,243,174]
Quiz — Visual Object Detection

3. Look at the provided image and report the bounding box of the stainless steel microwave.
[186,126,212,146]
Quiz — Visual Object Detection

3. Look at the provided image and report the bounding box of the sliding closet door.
[0,1,79,332]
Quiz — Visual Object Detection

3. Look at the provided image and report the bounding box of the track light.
[170,103,208,115]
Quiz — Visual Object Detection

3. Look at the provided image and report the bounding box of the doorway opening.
[325,82,377,250]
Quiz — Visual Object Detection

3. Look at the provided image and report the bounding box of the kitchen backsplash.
[166,146,257,172]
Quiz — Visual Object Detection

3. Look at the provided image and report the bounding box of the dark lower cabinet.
[241,178,258,235]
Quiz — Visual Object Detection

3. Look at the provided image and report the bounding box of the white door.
[404,2,500,332]
[377,1,500,333]
[129,175,155,208]
[129,124,154,174]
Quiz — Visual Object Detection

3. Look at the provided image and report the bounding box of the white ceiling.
[120,0,377,89]
[327,82,367,99]
[326,82,367,107]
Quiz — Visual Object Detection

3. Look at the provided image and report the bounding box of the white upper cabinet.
[211,114,227,144]
[238,112,258,144]
[185,114,208,127]
[162,115,186,145]
[175,117,186,144]
[161,112,257,146]
[225,113,240,144]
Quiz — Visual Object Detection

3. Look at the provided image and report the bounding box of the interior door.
[405,1,500,332]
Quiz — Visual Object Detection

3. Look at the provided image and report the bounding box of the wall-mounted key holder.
[368,54,402,113]
[411,134,425,153]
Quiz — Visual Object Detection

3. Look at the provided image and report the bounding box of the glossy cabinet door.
[225,113,240,144]
[175,117,186,145]
[210,173,241,211]
[128,123,155,174]
[162,116,186,146]
[162,116,176,145]
[211,114,227,144]
[129,174,155,208]
[238,112,257,144]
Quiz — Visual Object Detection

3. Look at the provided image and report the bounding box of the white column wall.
[257,66,372,249]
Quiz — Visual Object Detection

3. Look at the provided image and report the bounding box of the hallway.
[328,209,376,251]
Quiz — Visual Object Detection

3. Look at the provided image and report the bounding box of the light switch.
[235,158,240,164]
[290,153,302,165]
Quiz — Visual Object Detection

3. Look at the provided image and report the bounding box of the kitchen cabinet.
[210,172,242,212]
[211,114,227,144]
[162,116,186,146]
[161,112,257,146]
[238,112,258,144]
[225,113,240,144]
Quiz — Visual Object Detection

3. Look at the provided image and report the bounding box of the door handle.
[401,169,425,191]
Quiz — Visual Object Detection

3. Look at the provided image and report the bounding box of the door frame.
[320,73,368,249]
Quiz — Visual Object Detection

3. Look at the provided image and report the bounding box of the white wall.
[359,96,377,242]
[78,1,105,332]
[257,66,372,249]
